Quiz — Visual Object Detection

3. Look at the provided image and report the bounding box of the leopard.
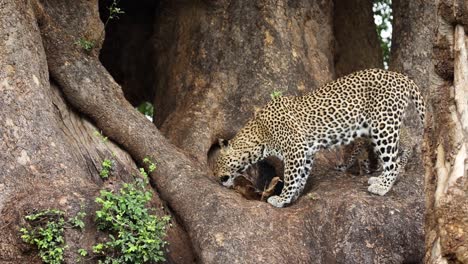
[335,126,413,175]
[214,69,425,208]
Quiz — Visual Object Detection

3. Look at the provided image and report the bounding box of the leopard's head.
[214,139,249,187]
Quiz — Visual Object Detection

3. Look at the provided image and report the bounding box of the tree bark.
[422,1,468,262]
[0,0,194,263]
[333,0,383,77]
[153,0,335,163]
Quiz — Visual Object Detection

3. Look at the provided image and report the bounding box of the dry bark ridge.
[424,1,468,262]
[2,0,463,263]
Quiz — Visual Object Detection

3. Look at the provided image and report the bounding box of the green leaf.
[78,248,88,256]
[270,90,283,100]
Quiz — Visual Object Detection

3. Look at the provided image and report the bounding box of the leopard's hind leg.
[367,123,401,196]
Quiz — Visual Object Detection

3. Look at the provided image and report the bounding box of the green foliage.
[100,159,114,179]
[69,208,86,230]
[75,38,95,52]
[270,90,283,100]
[105,0,125,26]
[20,208,87,264]
[78,248,88,257]
[94,130,109,142]
[76,0,124,52]
[20,210,66,264]
[373,0,393,68]
[94,173,170,263]
[143,157,156,173]
[137,102,154,118]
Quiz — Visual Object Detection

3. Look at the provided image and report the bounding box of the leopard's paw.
[368,176,382,185]
[267,195,286,208]
[367,183,390,196]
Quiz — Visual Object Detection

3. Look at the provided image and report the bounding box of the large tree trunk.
[153,0,335,162]
[0,1,194,263]
[2,0,463,263]
[333,0,383,77]
[423,1,468,263]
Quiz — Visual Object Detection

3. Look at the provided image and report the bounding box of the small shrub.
[76,0,124,52]
[137,102,154,119]
[143,157,156,173]
[93,130,108,142]
[78,248,88,257]
[75,38,95,52]
[94,173,170,263]
[106,0,125,23]
[20,208,87,264]
[20,210,67,264]
[99,159,113,179]
[270,90,283,100]
[69,209,86,230]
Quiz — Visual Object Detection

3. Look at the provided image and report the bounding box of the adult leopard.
[214,69,425,208]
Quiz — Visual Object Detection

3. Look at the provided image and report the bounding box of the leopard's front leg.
[267,150,311,208]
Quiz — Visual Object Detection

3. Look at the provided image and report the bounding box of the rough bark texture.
[390,0,438,132]
[421,1,468,263]
[153,0,335,162]
[333,0,383,77]
[0,0,194,263]
[0,0,448,263]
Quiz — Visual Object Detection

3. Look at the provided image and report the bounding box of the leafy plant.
[99,159,114,179]
[137,102,154,119]
[373,0,393,68]
[270,90,283,100]
[143,157,156,173]
[20,208,87,264]
[69,207,86,230]
[75,38,95,52]
[93,130,109,142]
[76,0,124,52]
[78,248,88,257]
[93,169,170,263]
[76,248,88,263]
[104,0,125,27]
[20,209,66,264]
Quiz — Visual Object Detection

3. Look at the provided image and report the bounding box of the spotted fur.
[335,139,374,174]
[214,69,425,208]
[336,126,413,175]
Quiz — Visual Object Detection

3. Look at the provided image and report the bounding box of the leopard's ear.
[218,138,229,149]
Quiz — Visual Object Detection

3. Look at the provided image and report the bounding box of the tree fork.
[0,0,430,262]
[31,0,321,262]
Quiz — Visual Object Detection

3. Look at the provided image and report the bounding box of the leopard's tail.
[408,80,426,124]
